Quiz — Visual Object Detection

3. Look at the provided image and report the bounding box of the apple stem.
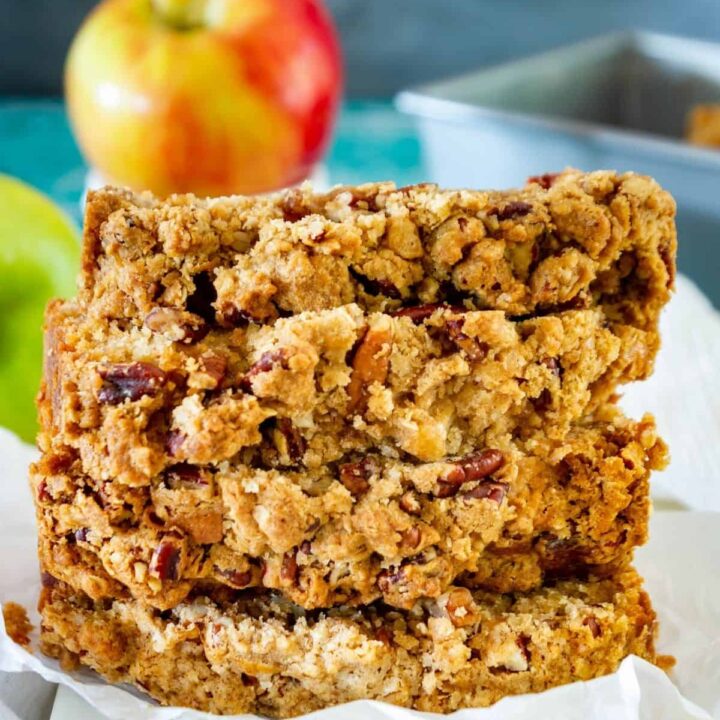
[151,0,207,30]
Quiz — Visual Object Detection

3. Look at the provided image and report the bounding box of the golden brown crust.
[78,170,675,333]
[38,569,660,718]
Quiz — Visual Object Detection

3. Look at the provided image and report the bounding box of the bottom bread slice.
[39,568,665,718]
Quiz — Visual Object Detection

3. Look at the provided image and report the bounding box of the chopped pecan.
[217,568,252,588]
[97,362,167,405]
[199,352,227,388]
[144,307,209,344]
[439,449,505,489]
[490,201,533,221]
[281,188,311,222]
[274,418,306,465]
[280,552,299,584]
[377,567,404,594]
[149,542,180,581]
[401,526,421,550]
[463,481,508,504]
[445,317,488,361]
[347,323,392,412]
[40,572,58,588]
[165,463,207,488]
[584,615,602,638]
[339,457,379,496]
[399,491,421,515]
[445,588,478,627]
[240,349,289,392]
[528,172,561,189]
[217,304,257,328]
[391,303,466,323]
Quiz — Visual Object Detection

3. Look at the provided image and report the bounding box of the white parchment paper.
[1,273,719,719]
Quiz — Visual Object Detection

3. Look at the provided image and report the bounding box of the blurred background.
[4,0,720,96]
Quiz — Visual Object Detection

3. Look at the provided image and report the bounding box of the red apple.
[65,0,342,196]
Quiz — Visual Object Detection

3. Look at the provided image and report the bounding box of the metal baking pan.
[396,31,720,305]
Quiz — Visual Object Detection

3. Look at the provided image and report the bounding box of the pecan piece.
[439,449,505,491]
[280,551,299,584]
[339,457,379,496]
[391,303,466,323]
[463,481,508,504]
[399,491,421,515]
[490,201,533,221]
[528,172,561,189]
[377,567,405,595]
[149,542,180,582]
[274,418,306,465]
[401,526,421,550]
[217,568,252,588]
[445,588,478,627]
[165,463,208,488]
[240,349,289,393]
[281,188,311,222]
[198,352,227,389]
[347,323,393,412]
[97,362,167,404]
[445,317,488,361]
[144,307,209,344]
[584,615,602,638]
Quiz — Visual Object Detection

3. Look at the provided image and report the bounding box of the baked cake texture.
[28,170,677,715]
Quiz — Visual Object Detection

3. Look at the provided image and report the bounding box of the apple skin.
[65,0,342,196]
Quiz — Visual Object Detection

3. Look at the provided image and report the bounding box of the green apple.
[0,175,79,443]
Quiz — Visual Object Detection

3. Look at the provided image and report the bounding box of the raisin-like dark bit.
[463,481,508,504]
[218,568,252,588]
[97,362,168,405]
[149,542,180,581]
[490,201,533,221]
[241,673,260,687]
[240,349,289,392]
[276,418,307,464]
[528,172,561,190]
[391,303,466,324]
[280,552,299,584]
[339,457,379,496]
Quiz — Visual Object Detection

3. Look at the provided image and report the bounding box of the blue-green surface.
[0,98,425,223]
